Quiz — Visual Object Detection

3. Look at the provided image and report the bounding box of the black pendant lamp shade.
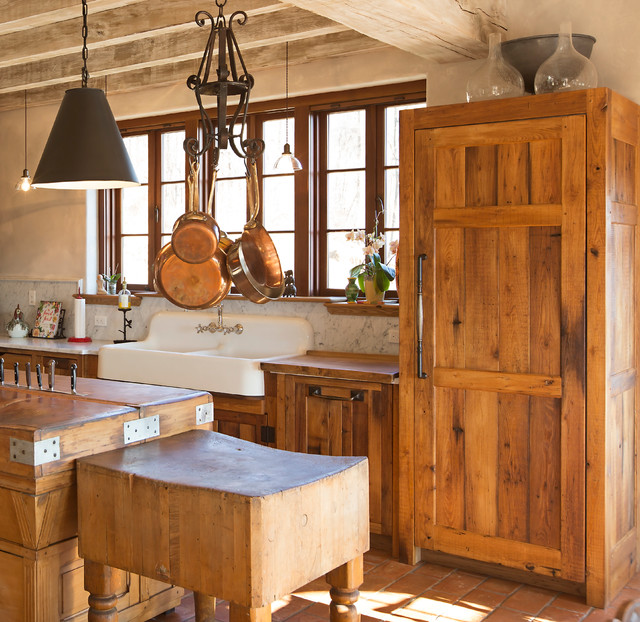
[32,87,139,189]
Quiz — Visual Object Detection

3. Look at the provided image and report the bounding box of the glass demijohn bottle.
[466,32,525,102]
[534,22,597,94]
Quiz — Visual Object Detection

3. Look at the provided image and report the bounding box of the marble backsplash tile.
[0,280,399,356]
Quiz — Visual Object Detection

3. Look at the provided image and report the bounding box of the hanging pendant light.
[32,0,138,189]
[16,90,33,192]
[274,42,302,172]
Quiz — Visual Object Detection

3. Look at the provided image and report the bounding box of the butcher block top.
[260,351,399,384]
[0,377,212,493]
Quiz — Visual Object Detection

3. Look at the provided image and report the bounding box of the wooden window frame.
[99,80,425,296]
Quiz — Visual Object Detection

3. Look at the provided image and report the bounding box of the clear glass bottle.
[466,32,525,102]
[118,279,131,310]
[534,22,597,94]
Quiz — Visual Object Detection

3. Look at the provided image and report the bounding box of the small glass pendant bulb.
[466,32,524,102]
[16,169,33,192]
[274,143,303,173]
[534,22,597,94]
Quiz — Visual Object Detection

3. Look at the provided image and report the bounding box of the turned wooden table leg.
[326,556,364,622]
[84,559,125,622]
[194,593,216,622]
[228,602,271,622]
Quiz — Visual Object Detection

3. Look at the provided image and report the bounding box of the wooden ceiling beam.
[0,0,287,67]
[0,30,387,111]
[0,7,344,95]
[0,0,147,35]
[283,0,506,61]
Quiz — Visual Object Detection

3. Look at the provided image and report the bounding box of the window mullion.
[294,104,310,296]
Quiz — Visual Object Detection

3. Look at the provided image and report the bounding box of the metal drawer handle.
[308,386,364,402]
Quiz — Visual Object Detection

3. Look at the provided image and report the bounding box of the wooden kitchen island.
[0,374,213,621]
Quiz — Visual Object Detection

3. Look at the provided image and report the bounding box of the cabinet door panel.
[415,115,586,581]
[288,376,393,537]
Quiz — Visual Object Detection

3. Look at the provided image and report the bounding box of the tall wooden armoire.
[398,88,639,607]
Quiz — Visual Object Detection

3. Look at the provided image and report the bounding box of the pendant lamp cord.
[23,90,27,169]
[284,41,289,145]
[81,0,89,88]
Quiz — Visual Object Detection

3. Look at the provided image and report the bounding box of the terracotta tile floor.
[149,548,640,622]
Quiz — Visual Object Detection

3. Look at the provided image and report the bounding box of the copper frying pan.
[154,166,231,310]
[227,159,285,303]
[171,160,220,264]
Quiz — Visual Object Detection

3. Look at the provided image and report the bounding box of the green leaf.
[357,274,366,292]
[376,270,391,292]
[379,264,395,281]
[349,264,365,278]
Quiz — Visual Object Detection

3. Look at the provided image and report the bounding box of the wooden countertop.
[260,351,399,383]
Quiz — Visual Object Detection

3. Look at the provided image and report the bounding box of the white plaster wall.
[427,0,640,107]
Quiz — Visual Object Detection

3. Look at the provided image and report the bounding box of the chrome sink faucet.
[195,304,243,336]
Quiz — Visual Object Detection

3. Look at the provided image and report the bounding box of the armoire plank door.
[413,115,586,581]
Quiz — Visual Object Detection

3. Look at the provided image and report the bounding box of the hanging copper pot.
[154,167,231,310]
[171,160,220,264]
[227,159,285,303]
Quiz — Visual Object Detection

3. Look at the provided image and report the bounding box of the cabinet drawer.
[36,355,81,377]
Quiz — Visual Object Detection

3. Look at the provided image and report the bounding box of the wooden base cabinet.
[0,347,98,378]
[399,88,639,607]
[261,353,399,548]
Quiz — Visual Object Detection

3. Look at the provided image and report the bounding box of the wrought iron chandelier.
[184,0,265,163]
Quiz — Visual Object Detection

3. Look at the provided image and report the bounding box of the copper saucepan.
[227,159,285,303]
[154,167,231,310]
[171,160,220,264]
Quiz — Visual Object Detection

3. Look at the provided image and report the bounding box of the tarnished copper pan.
[227,160,284,303]
[171,160,220,264]
[154,166,231,310]
[154,241,230,310]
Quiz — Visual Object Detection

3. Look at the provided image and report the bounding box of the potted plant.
[101,267,121,295]
[346,199,397,304]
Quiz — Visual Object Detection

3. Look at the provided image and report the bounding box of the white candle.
[74,297,86,339]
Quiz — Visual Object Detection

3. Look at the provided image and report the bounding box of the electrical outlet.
[387,327,399,343]
[28,290,36,306]
[94,315,108,327]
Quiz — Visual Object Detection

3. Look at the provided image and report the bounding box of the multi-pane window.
[101,83,425,295]
[107,126,188,289]
[261,117,296,275]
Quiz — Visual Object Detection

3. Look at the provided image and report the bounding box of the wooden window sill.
[324,302,399,317]
[83,294,142,306]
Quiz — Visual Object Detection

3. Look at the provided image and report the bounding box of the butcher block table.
[0,374,213,622]
[77,430,369,622]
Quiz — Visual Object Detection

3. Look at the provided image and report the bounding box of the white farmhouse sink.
[98,311,313,396]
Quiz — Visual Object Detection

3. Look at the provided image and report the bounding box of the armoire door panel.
[417,114,586,581]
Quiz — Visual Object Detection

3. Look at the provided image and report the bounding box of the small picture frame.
[31,301,63,339]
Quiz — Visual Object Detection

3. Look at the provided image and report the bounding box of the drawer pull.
[308,386,364,402]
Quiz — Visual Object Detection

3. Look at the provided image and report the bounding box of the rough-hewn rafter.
[284,0,506,61]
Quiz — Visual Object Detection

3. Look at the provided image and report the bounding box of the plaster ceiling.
[0,0,505,111]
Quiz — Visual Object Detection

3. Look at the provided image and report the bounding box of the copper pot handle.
[206,167,218,216]
[246,159,260,224]
[188,159,200,213]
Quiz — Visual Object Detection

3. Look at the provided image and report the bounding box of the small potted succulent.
[100,267,121,295]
